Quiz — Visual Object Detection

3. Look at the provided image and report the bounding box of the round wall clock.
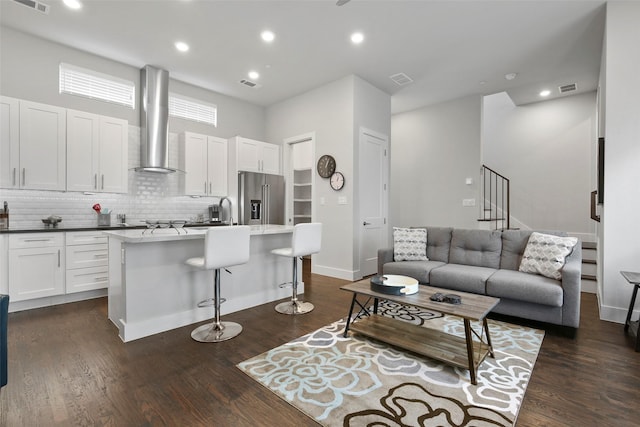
[330,171,345,191]
[316,154,336,178]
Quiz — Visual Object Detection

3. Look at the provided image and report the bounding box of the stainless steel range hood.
[136,65,176,173]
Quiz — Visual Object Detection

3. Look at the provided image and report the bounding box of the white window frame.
[59,63,135,109]
[169,92,217,127]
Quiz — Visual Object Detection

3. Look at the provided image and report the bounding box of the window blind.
[59,63,135,109]
[169,93,217,127]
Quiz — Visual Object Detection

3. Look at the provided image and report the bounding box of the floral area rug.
[237,301,544,426]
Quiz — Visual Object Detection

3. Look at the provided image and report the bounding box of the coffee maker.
[208,204,220,222]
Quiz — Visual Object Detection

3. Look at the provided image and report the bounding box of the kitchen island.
[104,225,299,342]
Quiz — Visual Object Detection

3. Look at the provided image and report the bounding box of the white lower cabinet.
[66,266,109,294]
[65,231,108,293]
[8,233,65,302]
[5,231,109,305]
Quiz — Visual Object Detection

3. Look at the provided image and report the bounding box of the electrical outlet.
[462,198,476,207]
[320,197,325,205]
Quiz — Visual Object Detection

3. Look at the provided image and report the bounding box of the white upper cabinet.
[0,99,66,190]
[207,136,228,196]
[67,110,128,193]
[231,136,280,175]
[180,132,228,197]
[0,96,19,189]
[66,110,99,192]
[261,143,280,175]
[98,116,128,193]
[20,101,67,190]
[182,132,208,196]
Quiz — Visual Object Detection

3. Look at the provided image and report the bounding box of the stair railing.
[480,165,510,230]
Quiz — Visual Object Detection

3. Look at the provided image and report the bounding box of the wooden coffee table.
[341,279,500,385]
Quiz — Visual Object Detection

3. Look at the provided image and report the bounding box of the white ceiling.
[0,0,606,114]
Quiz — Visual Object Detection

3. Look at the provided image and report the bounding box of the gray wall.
[266,76,355,279]
[390,95,482,229]
[266,75,391,280]
[0,27,265,140]
[482,91,597,237]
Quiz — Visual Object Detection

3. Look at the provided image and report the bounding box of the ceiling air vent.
[239,79,261,89]
[12,0,50,14]
[559,83,577,94]
[389,73,413,86]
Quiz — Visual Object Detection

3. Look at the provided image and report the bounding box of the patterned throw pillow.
[393,227,428,261]
[519,232,578,280]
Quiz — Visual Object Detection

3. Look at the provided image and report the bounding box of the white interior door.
[359,128,389,277]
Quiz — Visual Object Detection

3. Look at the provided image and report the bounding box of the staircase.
[581,241,597,293]
[477,165,597,293]
[478,165,511,230]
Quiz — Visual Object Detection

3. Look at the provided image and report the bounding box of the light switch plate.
[338,196,347,205]
[462,198,476,207]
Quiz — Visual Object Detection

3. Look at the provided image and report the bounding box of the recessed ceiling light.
[248,71,260,80]
[175,41,189,52]
[540,90,551,97]
[504,73,518,81]
[351,32,364,44]
[261,30,275,43]
[63,0,82,9]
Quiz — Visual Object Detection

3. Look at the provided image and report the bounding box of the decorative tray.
[370,274,419,296]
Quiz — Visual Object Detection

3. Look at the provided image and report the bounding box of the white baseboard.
[312,264,358,281]
[598,302,634,324]
[8,289,107,313]
[113,286,294,342]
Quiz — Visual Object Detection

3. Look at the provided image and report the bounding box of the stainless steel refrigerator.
[238,171,285,225]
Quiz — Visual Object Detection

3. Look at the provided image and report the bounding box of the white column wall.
[600,1,640,323]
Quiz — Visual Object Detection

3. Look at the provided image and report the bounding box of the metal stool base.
[275,300,314,315]
[191,321,242,342]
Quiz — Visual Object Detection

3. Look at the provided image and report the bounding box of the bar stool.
[186,226,250,342]
[272,222,322,315]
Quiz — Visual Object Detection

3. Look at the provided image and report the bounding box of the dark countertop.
[0,221,229,234]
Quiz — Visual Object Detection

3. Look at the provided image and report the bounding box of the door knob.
[363,221,371,226]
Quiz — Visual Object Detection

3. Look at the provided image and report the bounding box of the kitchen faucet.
[219,197,233,226]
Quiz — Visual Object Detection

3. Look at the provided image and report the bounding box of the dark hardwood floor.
[1,261,639,426]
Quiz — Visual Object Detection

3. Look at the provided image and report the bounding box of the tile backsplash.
[0,126,223,229]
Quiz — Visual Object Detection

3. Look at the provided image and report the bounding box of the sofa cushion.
[519,232,578,280]
[501,229,568,271]
[500,230,534,271]
[393,227,428,261]
[428,263,497,294]
[412,226,453,263]
[487,269,563,307]
[383,260,446,284]
[448,229,502,269]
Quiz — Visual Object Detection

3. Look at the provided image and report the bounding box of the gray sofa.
[378,227,582,330]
